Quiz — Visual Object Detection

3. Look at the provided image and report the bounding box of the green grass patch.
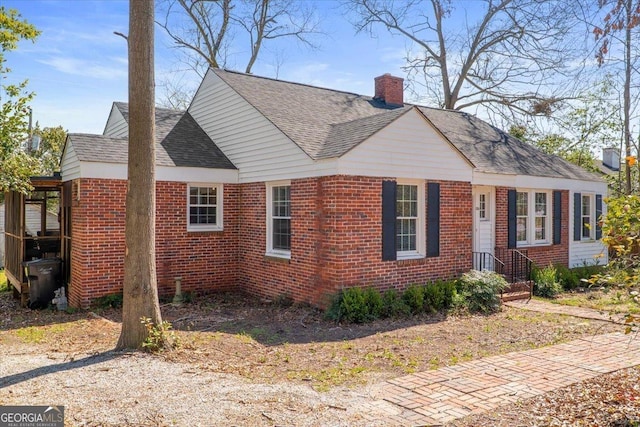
[0,269,8,292]
[549,290,640,315]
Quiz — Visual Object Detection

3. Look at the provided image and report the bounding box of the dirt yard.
[0,289,636,426]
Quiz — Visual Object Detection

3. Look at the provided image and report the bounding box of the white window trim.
[187,183,223,232]
[581,193,596,241]
[397,180,426,260]
[266,180,291,259]
[516,189,552,247]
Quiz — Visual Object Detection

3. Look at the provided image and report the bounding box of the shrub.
[423,281,446,312]
[402,285,424,314]
[325,287,382,323]
[440,279,457,309]
[381,289,410,318]
[91,293,123,309]
[457,270,508,313]
[533,264,562,298]
[555,264,579,290]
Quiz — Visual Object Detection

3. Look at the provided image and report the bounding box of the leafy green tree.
[33,125,67,175]
[0,7,40,193]
[592,194,640,332]
[509,78,621,173]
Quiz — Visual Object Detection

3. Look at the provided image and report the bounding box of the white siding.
[60,141,81,181]
[338,109,473,181]
[71,160,238,183]
[570,240,607,268]
[189,71,323,183]
[569,187,609,268]
[473,171,605,190]
[103,104,128,137]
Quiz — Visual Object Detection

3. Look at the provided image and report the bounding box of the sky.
[1,0,411,134]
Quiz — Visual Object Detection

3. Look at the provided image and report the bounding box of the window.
[581,194,595,240]
[396,182,425,259]
[187,184,222,231]
[516,190,551,246]
[267,182,291,257]
[478,193,487,220]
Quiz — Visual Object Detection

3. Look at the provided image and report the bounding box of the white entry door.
[472,187,495,269]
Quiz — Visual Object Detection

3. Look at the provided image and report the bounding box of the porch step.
[501,291,531,302]
[501,280,533,302]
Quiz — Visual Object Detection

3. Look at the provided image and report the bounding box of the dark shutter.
[595,194,603,240]
[553,190,562,245]
[507,189,517,249]
[382,180,397,261]
[574,192,581,241]
[427,182,440,257]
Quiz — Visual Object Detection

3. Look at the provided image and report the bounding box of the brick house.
[59,69,608,308]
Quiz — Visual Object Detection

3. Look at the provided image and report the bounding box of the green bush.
[325,287,382,323]
[91,293,123,309]
[555,264,580,290]
[457,270,508,313]
[422,281,445,313]
[440,279,457,309]
[381,289,410,318]
[402,285,424,314]
[533,264,562,298]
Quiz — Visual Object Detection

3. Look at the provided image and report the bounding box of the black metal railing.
[494,248,534,299]
[472,251,505,275]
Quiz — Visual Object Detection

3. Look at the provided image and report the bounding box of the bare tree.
[157,0,321,76]
[347,0,579,119]
[594,0,640,194]
[117,0,164,350]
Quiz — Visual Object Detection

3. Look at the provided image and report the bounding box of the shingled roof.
[68,106,235,170]
[212,68,601,182]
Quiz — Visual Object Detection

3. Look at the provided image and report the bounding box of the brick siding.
[68,178,238,308]
[494,187,569,269]
[238,176,472,307]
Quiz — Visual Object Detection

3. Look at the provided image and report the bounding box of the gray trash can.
[23,258,62,309]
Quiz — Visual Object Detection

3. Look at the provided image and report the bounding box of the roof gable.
[418,108,602,181]
[68,110,235,170]
[211,69,602,182]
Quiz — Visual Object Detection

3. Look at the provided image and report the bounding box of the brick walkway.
[365,301,640,425]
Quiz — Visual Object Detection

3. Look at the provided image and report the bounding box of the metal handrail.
[472,251,505,275]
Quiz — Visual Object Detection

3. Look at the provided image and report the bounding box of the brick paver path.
[366,301,640,425]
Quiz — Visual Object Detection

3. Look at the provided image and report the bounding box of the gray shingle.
[69,107,235,169]
[418,108,602,181]
[214,68,602,182]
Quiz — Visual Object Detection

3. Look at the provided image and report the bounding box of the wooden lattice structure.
[4,175,65,306]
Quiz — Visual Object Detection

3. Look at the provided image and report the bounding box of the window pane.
[535,193,547,216]
[396,218,417,252]
[272,186,291,217]
[517,217,527,242]
[273,218,291,250]
[516,192,528,216]
[582,196,591,216]
[582,218,591,238]
[535,217,546,240]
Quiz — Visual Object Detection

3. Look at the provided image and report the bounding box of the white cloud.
[37,57,127,80]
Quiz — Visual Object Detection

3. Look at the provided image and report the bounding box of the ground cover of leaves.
[0,290,637,426]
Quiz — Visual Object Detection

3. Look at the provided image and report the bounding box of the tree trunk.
[116,0,163,350]
[624,0,632,195]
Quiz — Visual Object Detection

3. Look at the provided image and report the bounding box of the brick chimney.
[374,73,404,107]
